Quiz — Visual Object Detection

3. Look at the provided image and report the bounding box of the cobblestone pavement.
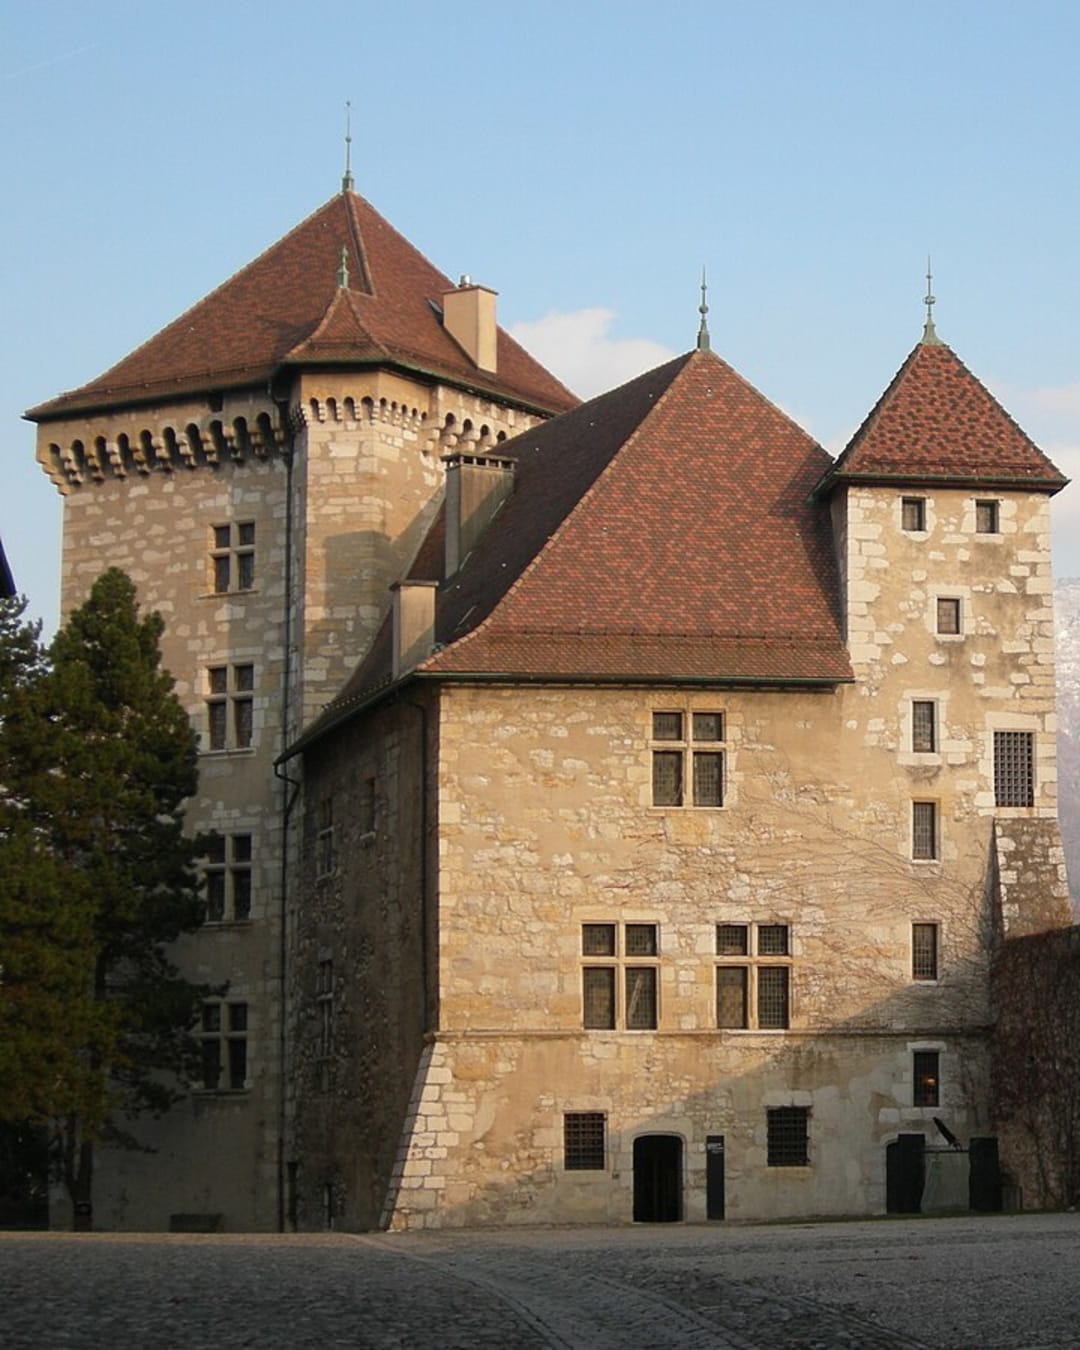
[2,1213,1079,1349]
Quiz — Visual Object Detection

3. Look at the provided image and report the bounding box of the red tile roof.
[28,192,577,421]
[292,350,852,746]
[821,338,1067,493]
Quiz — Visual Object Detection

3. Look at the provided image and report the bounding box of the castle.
[29,182,1071,1230]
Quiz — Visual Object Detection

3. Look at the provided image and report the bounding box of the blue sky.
[3,0,1078,634]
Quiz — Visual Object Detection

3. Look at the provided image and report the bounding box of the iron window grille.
[994,731,1034,807]
[767,1106,810,1166]
[564,1112,606,1170]
[582,922,659,1030]
[206,663,254,750]
[975,500,1000,534]
[912,802,938,860]
[912,700,936,753]
[901,497,927,531]
[651,711,725,807]
[936,598,962,636]
[204,833,253,922]
[912,923,939,981]
[715,922,791,1029]
[210,521,255,593]
[913,1051,940,1107]
[200,1001,248,1091]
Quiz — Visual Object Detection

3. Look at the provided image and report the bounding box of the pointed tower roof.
[28,192,577,421]
[820,337,1067,495]
[294,348,852,746]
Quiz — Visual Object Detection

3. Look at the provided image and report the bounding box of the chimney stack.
[442,278,498,373]
[444,453,515,576]
[391,580,438,680]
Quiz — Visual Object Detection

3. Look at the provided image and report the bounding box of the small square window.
[716,924,749,956]
[913,1050,939,1107]
[912,700,936,753]
[936,598,961,636]
[757,924,789,956]
[582,923,616,956]
[912,802,938,860]
[902,497,926,532]
[767,1106,809,1166]
[693,712,724,742]
[564,1112,606,1170]
[624,923,658,957]
[975,500,1000,534]
[652,712,683,741]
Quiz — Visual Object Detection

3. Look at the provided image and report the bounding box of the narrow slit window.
[912,701,936,753]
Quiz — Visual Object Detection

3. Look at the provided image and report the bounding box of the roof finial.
[342,100,355,193]
[696,267,711,351]
[337,244,350,290]
[922,255,941,344]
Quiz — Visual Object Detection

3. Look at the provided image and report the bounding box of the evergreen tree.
[0,573,208,1228]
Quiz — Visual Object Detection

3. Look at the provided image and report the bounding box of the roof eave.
[815,469,1069,500]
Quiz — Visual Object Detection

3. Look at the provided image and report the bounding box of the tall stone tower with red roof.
[28,186,575,1231]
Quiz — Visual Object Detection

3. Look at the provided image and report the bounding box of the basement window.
[564,1112,606,1170]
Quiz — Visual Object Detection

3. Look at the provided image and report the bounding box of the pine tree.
[0,573,208,1228]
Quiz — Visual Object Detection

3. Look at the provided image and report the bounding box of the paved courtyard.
[2,1212,1078,1348]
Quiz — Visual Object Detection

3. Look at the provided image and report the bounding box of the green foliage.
[0,574,209,1217]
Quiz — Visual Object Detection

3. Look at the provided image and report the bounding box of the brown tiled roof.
[289,349,852,749]
[821,338,1067,493]
[28,192,577,420]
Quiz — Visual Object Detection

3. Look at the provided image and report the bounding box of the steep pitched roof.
[821,337,1067,494]
[28,191,577,420]
[294,349,852,747]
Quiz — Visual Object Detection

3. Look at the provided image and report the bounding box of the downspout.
[272,391,300,1232]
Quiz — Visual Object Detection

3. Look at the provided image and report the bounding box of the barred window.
[912,700,936,753]
[767,1106,809,1166]
[975,500,1000,534]
[994,731,1034,807]
[936,598,961,636]
[651,711,725,807]
[582,923,659,1030]
[912,802,938,860]
[913,1051,940,1107]
[912,923,939,981]
[716,923,791,1030]
[564,1112,606,1170]
[901,497,926,532]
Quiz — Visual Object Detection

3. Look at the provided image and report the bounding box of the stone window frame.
[209,520,256,595]
[563,1111,607,1170]
[911,922,940,981]
[974,499,1001,536]
[913,1049,940,1107]
[766,1105,810,1167]
[993,730,1035,808]
[205,663,255,752]
[198,999,250,1093]
[650,710,726,809]
[911,800,939,861]
[911,699,937,754]
[581,922,660,1031]
[900,495,927,533]
[203,831,253,923]
[715,922,793,1030]
[935,596,962,637]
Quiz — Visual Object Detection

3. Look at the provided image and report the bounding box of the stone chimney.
[442,277,498,373]
[444,453,515,576]
[391,580,438,680]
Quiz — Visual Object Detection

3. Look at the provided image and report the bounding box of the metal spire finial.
[337,244,350,290]
[922,255,941,344]
[696,267,711,351]
[342,100,355,193]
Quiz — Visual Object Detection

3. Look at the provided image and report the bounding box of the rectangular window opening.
[651,710,726,808]
[975,500,1000,534]
[936,597,961,636]
[913,1050,940,1107]
[901,497,927,532]
[912,923,939,981]
[581,923,659,1030]
[767,1106,809,1166]
[994,731,1034,807]
[564,1112,606,1170]
[912,802,938,860]
[210,522,256,594]
[912,700,936,753]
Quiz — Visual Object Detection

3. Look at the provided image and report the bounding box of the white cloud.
[509,308,676,399]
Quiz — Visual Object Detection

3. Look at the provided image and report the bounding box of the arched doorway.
[633,1134,683,1222]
